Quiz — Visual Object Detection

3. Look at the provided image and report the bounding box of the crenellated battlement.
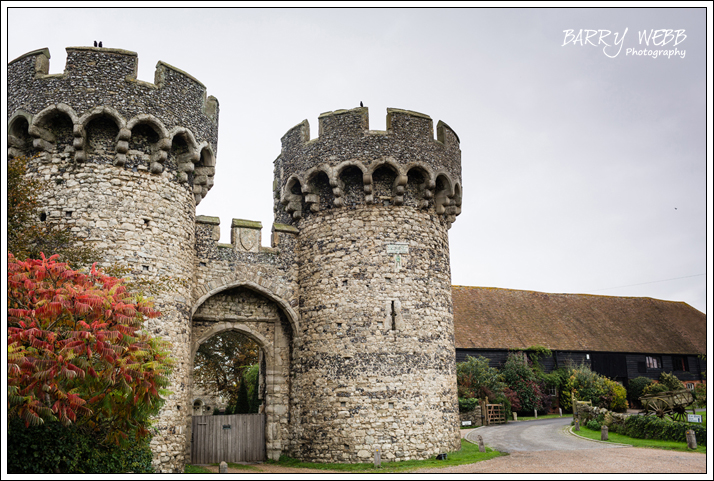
[9,47,216,113]
[195,216,298,256]
[275,107,462,226]
[7,47,219,205]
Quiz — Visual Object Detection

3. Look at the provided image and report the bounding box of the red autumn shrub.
[7,253,174,444]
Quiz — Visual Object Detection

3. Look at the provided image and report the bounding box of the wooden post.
[686,430,697,450]
[513,412,517,421]
[574,419,580,431]
[558,407,562,417]
[534,409,537,419]
[601,425,608,441]
[374,447,381,468]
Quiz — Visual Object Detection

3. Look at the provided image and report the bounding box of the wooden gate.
[191,414,266,464]
[486,404,506,425]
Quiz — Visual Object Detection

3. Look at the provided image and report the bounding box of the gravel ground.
[196,422,707,474]
[411,447,707,473]
[201,463,341,474]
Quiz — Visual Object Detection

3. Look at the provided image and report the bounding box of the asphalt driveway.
[465,417,625,452]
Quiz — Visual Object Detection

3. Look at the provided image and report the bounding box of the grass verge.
[184,464,213,474]
[265,439,504,473]
[576,426,706,454]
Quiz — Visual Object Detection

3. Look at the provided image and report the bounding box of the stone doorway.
[189,285,293,461]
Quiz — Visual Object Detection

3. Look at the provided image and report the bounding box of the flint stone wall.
[459,407,484,428]
[288,204,461,462]
[19,129,196,474]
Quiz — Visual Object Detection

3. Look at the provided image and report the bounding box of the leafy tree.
[501,352,546,413]
[456,355,505,401]
[8,155,187,297]
[193,331,259,406]
[7,253,174,444]
[8,155,101,267]
[234,378,250,414]
[245,363,261,413]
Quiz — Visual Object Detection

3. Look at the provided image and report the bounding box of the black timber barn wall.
[456,349,704,385]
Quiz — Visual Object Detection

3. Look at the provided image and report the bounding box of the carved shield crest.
[240,229,256,251]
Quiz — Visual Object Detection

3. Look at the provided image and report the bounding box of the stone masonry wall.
[289,204,461,462]
[191,217,299,461]
[7,47,220,473]
[20,130,196,474]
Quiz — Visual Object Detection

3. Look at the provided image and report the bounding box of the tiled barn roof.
[452,286,706,355]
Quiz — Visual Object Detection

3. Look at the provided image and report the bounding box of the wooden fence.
[191,413,265,464]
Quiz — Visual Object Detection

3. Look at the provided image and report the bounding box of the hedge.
[7,418,155,474]
[620,415,706,446]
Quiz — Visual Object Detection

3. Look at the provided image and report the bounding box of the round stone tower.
[274,107,463,462]
[7,47,219,473]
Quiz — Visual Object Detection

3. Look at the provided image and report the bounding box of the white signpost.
[386,243,409,254]
[687,414,702,423]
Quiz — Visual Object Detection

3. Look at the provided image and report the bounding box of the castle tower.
[8,47,219,473]
[275,107,463,462]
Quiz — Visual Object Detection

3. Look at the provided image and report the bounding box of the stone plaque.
[386,243,409,254]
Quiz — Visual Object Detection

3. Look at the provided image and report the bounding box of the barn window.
[645,356,662,369]
[672,355,689,372]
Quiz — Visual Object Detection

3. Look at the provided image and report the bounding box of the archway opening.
[192,330,264,416]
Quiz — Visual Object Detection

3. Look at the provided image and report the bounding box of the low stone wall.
[459,406,483,427]
[576,404,630,429]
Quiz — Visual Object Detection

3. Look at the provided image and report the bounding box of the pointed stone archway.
[189,285,293,461]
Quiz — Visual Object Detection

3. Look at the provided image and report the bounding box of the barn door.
[191,414,266,464]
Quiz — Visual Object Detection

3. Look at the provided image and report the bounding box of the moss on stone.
[272,223,299,233]
[231,218,262,229]
[196,215,220,225]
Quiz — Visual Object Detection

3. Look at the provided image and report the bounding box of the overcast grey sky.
[4,6,711,315]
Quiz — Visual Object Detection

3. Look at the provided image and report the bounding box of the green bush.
[627,376,654,407]
[561,364,606,411]
[501,353,546,414]
[586,419,602,431]
[642,372,686,397]
[622,414,706,446]
[7,417,154,473]
[693,383,707,408]
[602,378,629,412]
[456,355,505,400]
[458,397,479,413]
[658,372,686,391]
